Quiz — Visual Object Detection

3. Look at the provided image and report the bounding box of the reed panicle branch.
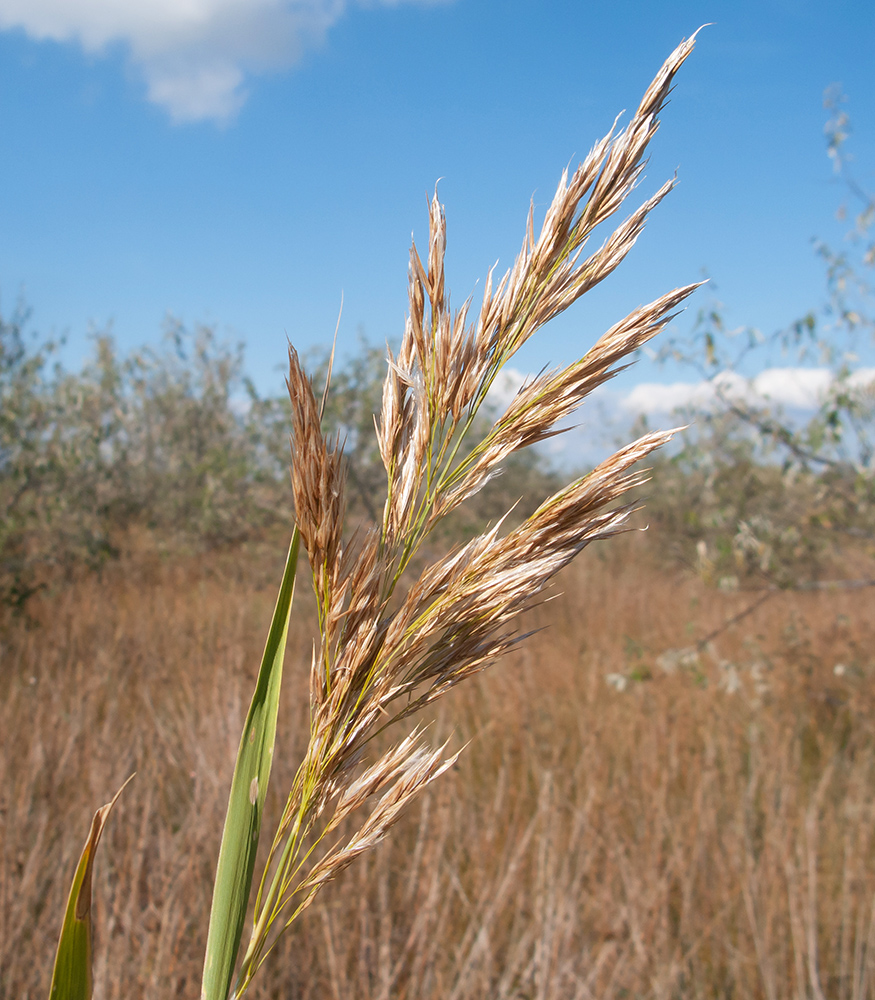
[233,30,703,997]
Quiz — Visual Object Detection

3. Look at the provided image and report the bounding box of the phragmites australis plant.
[48,31,704,1000]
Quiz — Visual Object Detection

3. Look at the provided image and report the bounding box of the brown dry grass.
[3,530,874,999]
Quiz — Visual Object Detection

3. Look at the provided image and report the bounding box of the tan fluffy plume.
[234,31,703,994]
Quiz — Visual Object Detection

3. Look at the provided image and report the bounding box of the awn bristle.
[236,30,703,992]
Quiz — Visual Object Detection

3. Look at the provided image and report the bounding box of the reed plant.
[47,31,703,1000]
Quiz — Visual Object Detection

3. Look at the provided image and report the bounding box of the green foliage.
[644,416,875,589]
[0,313,293,611]
[202,529,300,1000]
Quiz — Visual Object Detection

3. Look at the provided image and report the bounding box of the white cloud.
[0,0,452,123]
[481,364,875,424]
[620,367,875,417]
[478,366,875,470]
[145,61,248,123]
[485,366,528,412]
[620,378,715,415]
[753,367,832,408]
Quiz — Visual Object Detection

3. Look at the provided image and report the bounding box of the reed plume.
[226,30,704,996]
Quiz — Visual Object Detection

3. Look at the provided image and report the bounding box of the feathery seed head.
[241,34,704,987]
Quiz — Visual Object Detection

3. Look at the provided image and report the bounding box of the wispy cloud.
[488,366,875,421]
[0,0,453,124]
[621,367,875,416]
[485,366,875,469]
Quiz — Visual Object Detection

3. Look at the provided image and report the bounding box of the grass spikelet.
[229,31,703,997]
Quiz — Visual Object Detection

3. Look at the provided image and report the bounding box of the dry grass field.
[3,528,874,999]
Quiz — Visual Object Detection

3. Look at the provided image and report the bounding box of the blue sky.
[1,0,873,420]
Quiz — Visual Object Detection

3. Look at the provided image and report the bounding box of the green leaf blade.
[49,778,132,1000]
[201,528,300,1000]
